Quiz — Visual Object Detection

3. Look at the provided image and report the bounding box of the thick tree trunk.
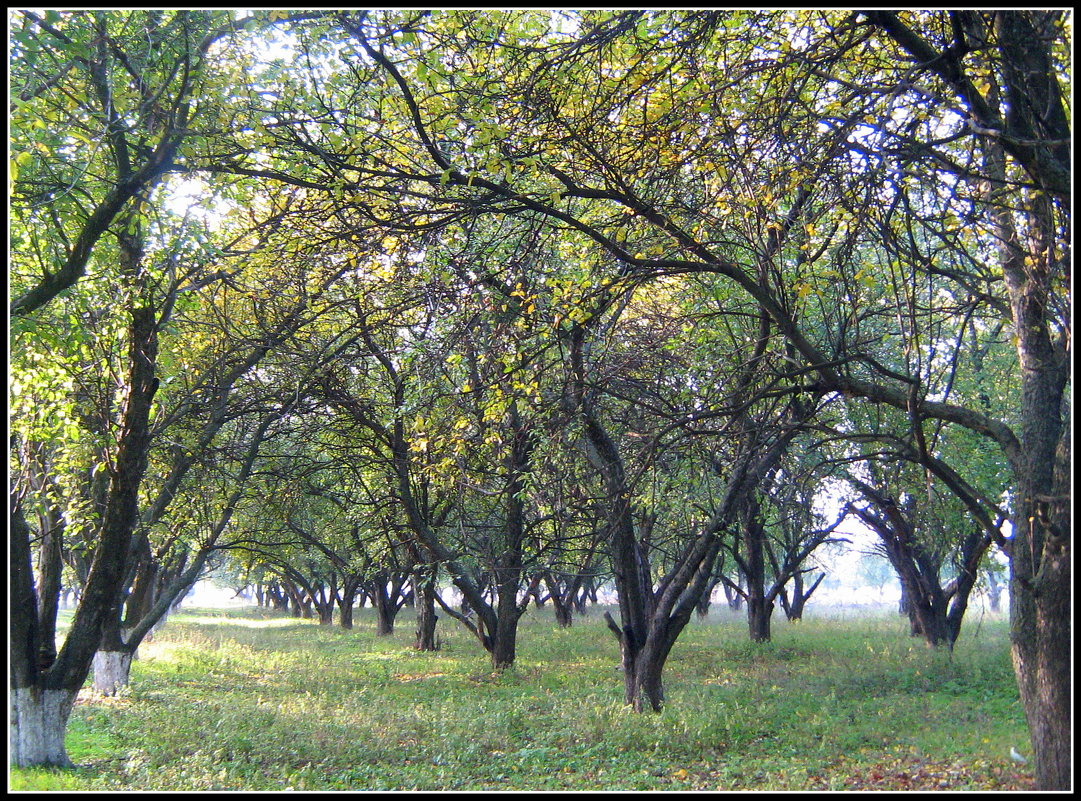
[338,582,359,630]
[489,617,519,670]
[1010,459,1070,789]
[1011,533,1070,791]
[489,567,524,669]
[741,495,772,642]
[746,596,773,643]
[11,258,161,766]
[92,650,134,696]
[372,580,396,636]
[979,19,1069,786]
[552,595,573,627]
[410,567,440,650]
[629,655,665,713]
[9,687,80,768]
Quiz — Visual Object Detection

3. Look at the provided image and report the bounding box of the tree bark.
[9,687,80,768]
[413,568,440,651]
[372,577,396,635]
[92,649,135,697]
[740,495,772,642]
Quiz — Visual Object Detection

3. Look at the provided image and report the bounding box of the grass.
[9,603,1033,791]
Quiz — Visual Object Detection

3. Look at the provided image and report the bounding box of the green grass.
[10,604,1033,790]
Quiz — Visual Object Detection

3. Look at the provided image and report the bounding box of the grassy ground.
[10,603,1033,791]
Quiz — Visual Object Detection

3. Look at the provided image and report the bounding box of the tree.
[9,9,343,763]
[723,451,849,636]
[11,10,1068,785]
[852,13,1071,785]
[847,471,993,649]
[312,10,1067,776]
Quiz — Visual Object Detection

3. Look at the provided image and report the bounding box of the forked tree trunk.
[552,595,573,628]
[372,580,397,636]
[338,597,354,630]
[317,604,334,626]
[543,573,575,627]
[11,256,161,767]
[781,570,824,621]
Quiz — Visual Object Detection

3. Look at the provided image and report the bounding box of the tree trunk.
[1011,523,1070,791]
[92,649,134,696]
[984,571,1003,613]
[489,616,519,670]
[746,596,773,643]
[544,573,574,627]
[552,595,573,627]
[9,687,79,768]
[785,571,823,621]
[976,17,1070,785]
[629,653,665,713]
[372,579,396,636]
[724,579,744,611]
[695,575,720,619]
[741,495,771,642]
[413,571,440,651]
[317,603,335,626]
[338,579,360,630]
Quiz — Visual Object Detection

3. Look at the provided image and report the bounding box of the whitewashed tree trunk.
[92,651,134,696]
[9,687,79,768]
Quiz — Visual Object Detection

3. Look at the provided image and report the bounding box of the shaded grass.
[10,604,1033,790]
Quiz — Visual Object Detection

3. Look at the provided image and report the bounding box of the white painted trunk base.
[92,650,134,696]
[9,687,78,768]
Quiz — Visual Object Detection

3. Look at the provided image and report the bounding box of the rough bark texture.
[413,571,441,651]
[741,496,772,642]
[92,650,135,696]
[9,687,80,768]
